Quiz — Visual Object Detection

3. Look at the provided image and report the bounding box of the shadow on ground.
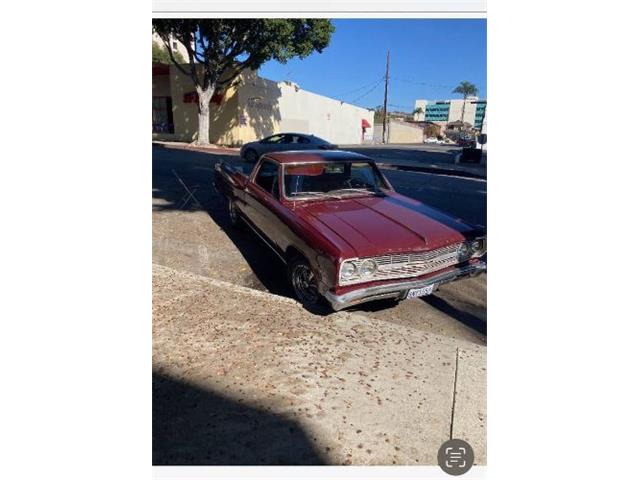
[153,144,293,297]
[421,294,487,336]
[153,372,325,465]
[342,147,460,165]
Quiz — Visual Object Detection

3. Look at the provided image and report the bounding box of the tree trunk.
[461,94,466,125]
[196,87,215,145]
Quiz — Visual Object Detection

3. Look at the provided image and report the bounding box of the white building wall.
[447,97,478,125]
[414,99,427,121]
[276,82,374,145]
[236,72,373,145]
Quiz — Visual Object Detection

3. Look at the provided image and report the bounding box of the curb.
[153,141,240,155]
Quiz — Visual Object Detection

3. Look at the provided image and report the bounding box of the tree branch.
[178,31,203,89]
[160,37,192,79]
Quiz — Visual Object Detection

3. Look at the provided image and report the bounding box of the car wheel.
[244,148,258,162]
[288,257,320,306]
[227,199,242,229]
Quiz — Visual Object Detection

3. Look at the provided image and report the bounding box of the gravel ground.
[153,264,486,465]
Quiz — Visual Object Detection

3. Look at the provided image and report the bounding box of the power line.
[389,103,415,111]
[395,77,486,92]
[349,77,385,104]
[395,78,456,89]
[335,76,385,98]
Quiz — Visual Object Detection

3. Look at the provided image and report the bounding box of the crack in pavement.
[450,347,460,440]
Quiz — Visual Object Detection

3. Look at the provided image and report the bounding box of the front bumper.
[323,261,486,311]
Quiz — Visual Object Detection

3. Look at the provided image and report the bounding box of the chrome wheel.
[291,262,319,304]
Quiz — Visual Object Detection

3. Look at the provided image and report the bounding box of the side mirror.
[478,134,487,145]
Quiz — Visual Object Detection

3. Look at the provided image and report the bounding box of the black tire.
[244,148,258,163]
[227,199,243,229]
[288,257,320,306]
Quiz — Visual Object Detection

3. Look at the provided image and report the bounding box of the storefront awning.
[361,119,372,128]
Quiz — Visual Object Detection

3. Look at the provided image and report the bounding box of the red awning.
[361,119,372,128]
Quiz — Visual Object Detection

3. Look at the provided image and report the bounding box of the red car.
[214,150,486,311]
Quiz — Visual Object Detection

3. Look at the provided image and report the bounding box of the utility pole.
[381,50,390,144]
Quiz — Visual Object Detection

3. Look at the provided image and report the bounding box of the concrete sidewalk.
[153,140,240,155]
[153,264,486,466]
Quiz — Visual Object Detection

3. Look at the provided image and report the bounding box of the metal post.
[381,50,390,144]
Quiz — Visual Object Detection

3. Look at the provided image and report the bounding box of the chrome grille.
[339,243,462,286]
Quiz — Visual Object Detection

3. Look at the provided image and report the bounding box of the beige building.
[152,32,190,63]
[373,120,424,144]
[152,63,375,146]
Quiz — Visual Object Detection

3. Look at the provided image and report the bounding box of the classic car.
[240,133,337,162]
[213,150,486,311]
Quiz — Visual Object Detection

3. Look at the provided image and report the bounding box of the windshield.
[284,161,387,198]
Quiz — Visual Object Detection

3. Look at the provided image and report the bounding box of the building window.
[152,96,174,134]
[172,41,178,51]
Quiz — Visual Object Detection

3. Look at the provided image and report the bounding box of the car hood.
[294,191,477,259]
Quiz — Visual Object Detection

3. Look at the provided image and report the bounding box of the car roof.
[265,132,331,141]
[264,149,373,164]
[268,132,312,138]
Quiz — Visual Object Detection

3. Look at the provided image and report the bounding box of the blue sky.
[258,19,486,113]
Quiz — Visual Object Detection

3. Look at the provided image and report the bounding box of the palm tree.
[452,81,479,126]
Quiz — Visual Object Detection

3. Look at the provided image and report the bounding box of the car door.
[256,134,283,157]
[244,159,289,255]
[292,135,314,150]
[275,134,295,152]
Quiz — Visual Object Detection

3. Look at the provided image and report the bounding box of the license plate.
[407,284,435,299]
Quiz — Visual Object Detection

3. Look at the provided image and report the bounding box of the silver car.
[240,133,338,162]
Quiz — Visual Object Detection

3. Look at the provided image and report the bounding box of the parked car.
[456,133,477,148]
[214,150,486,311]
[240,133,338,162]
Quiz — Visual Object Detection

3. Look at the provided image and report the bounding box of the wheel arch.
[285,245,305,264]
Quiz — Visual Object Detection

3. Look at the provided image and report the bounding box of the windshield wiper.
[326,188,377,196]
[290,191,342,199]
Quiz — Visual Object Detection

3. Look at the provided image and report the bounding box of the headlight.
[341,261,357,279]
[458,242,471,261]
[360,259,377,276]
[470,238,487,257]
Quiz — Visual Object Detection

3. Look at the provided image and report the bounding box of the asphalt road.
[341,142,462,161]
[152,144,487,344]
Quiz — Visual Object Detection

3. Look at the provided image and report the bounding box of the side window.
[296,136,311,144]
[263,134,284,144]
[350,162,383,189]
[254,161,280,197]
[282,134,294,144]
[271,174,280,199]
